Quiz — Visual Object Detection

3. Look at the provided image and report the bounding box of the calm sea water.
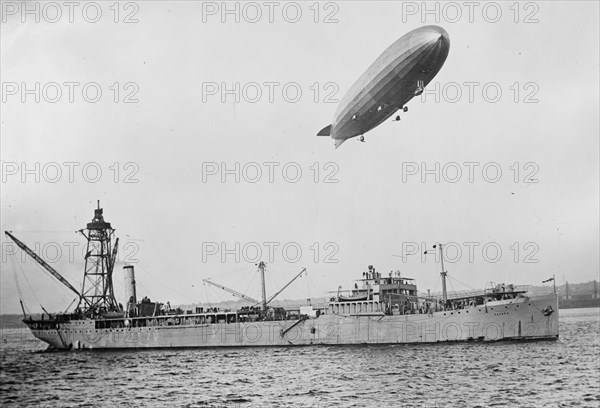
[1,308,598,408]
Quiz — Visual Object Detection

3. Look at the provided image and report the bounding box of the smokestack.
[123,265,137,306]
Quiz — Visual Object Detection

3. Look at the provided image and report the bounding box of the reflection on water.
[1,308,598,408]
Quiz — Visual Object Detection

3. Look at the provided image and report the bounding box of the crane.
[203,266,307,309]
[106,237,119,304]
[5,231,85,305]
[263,267,306,306]
[202,279,259,303]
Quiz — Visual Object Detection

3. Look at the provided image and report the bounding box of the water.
[1,308,598,408]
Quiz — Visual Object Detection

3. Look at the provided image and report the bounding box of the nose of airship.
[417,25,450,64]
[420,25,450,48]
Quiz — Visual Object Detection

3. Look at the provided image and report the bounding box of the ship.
[5,204,559,350]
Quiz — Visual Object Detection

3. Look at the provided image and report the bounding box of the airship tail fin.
[317,124,332,136]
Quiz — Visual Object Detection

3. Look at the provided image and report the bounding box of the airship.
[317,25,450,148]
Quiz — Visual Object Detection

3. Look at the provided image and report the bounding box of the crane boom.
[109,237,119,275]
[202,279,259,303]
[5,231,83,301]
[106,237,119,300]
[265,267,306,306]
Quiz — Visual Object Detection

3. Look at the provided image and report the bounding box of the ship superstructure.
[5,205,559,350]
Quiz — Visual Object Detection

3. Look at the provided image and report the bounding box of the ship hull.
[28,294,558,350]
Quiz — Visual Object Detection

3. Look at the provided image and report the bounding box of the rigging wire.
[9,254,24,299]
[27,250,70,306]
[14,253,45,311]
[241,265,259,300]
[263,266,276,304]
[6,235,81,313]
[134,261,198,303]
[9,253,29,315]
[432,273,441,293]
[303,271,324,303]
[305,270,312,303]
[202,264,261,304]
[305,271,323,298]
[205,264,255,281]
[268,264,300,307]
[269,267,291,308]
[203,264,260,304]
[197,264,311,309]
[202,280,213,305]
[447,273,476,291]
[269,266,312,308]
[63,297,79,313]
[202,281,231,309]
[447,276,457,295]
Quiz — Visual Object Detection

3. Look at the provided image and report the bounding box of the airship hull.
[318,25,450,148]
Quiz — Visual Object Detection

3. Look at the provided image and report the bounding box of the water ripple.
[1,308,598,407]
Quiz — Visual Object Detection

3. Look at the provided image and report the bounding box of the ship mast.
[77,201,119,313]
[258,261,267,310]
[437,244,448,302]
[425,243,448,302]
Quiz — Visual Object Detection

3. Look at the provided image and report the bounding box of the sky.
[1,1,598,314]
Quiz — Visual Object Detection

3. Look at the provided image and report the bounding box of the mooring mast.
[77,201,119,313]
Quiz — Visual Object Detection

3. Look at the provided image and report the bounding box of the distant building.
[559,280,599,309]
